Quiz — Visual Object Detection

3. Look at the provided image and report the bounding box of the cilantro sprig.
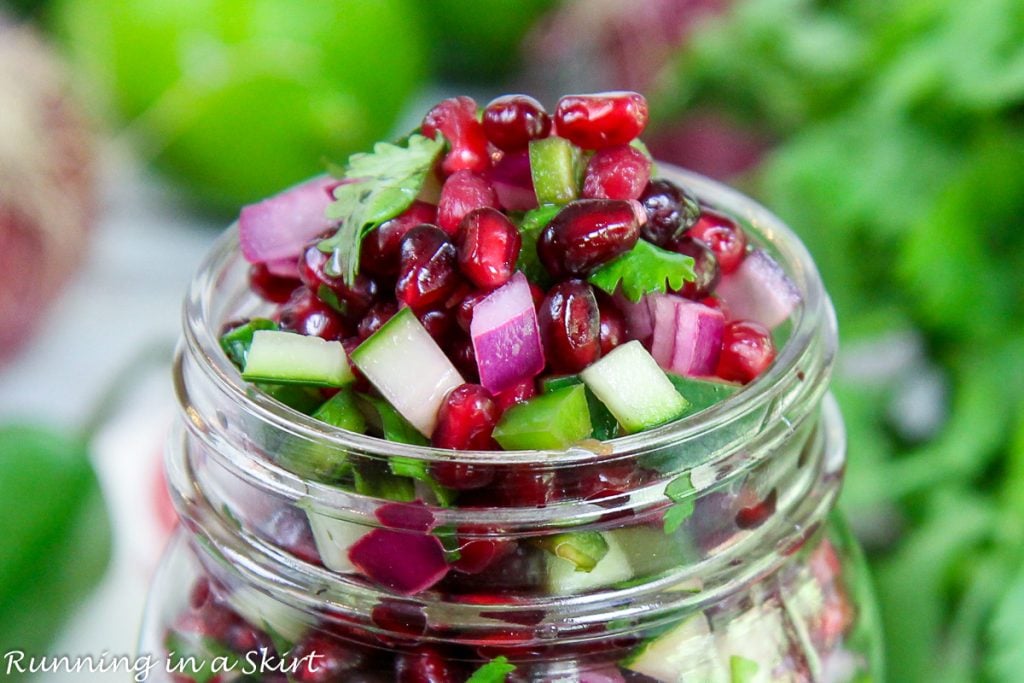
[319,134,444,283]
[466,656,516,683]
[589,239,696,302]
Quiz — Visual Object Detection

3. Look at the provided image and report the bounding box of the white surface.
[0,148,217,681]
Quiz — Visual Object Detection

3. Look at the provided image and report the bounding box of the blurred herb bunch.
[658,0,1024,680]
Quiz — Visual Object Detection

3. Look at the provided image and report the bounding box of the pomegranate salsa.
[232,91,799,456]
[169,92,858,683]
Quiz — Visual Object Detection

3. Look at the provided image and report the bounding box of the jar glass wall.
[141,166,883,682]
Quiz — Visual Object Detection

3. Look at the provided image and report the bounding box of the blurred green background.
[1,0,1022,680]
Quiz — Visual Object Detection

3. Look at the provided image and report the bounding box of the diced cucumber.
[492,384,591,450]
[350,308,464,437]
[533,531,609,572]
[667,373,741,416]
[243,330,354,387]
[714,606,788,683]
[358,393,430,446]
[302,505,368,574]
[546,531,632,594]
[622,612,729,682]
[529,136,580,205]
[541,374,620,440]
[581,341,689,433]
[220,318,277,368]
[227,586,308,644]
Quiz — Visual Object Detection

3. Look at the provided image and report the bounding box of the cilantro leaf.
[466,656,516,683]
[319,134,444,283]
[589,240,695,302]
[664,473,696,534]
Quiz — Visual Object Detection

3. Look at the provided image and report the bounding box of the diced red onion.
[649,295,725,376]
[648,294,678,367]
[669,300,725,376]
[239,176,339,264]
[613,292,655,342]
[489,151,538,212]
[264,257,300,279]
[715,249,801,329]
[374,501,435,532]
[471,272,546,394]
[347,529,449,595]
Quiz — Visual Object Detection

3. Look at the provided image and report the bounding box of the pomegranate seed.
[688,209,747,274]
[372,599,428,638]
[449,335,480,381]
[666,236,720,300]
[735,488,777,529]
[456,207,521,289]
[248,263,300,303]
[189,578,211,609]
[396,646,461,683]
[496,468,558,507]
[358,301,399,340]
[554,91,649,149]
[290,634,367,682]
[396,225,462,312]
[493,377,537,411]
[298,244,378,320]
[360,201,438,278]
[422,96,490,175]
[565,461,640,500]
[537,199,642,277]
[453,535,515,574]
[278,288,350,340]
[581,144,651,200]
[598,300,626,355]
[174,601,239,641]
[538,280,601,373]
[701,296,728,317]
[224,623,272,654]
[716,320,776,383]
[418,307,455,344]
[639,179,700,246]
[455,290,490,332]
[431,384,500,452]
[482,94,551,151]
[437,171,498,236]
[263,507,321,565]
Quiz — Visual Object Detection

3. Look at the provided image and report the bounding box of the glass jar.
[141,166,883,682]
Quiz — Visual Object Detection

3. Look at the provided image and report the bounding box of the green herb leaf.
[320,134,444,283]
[589,240,696,302]
[664,474,696,534]
[466,655,516,683]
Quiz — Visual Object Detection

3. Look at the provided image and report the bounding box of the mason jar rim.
[181,164,835,470]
